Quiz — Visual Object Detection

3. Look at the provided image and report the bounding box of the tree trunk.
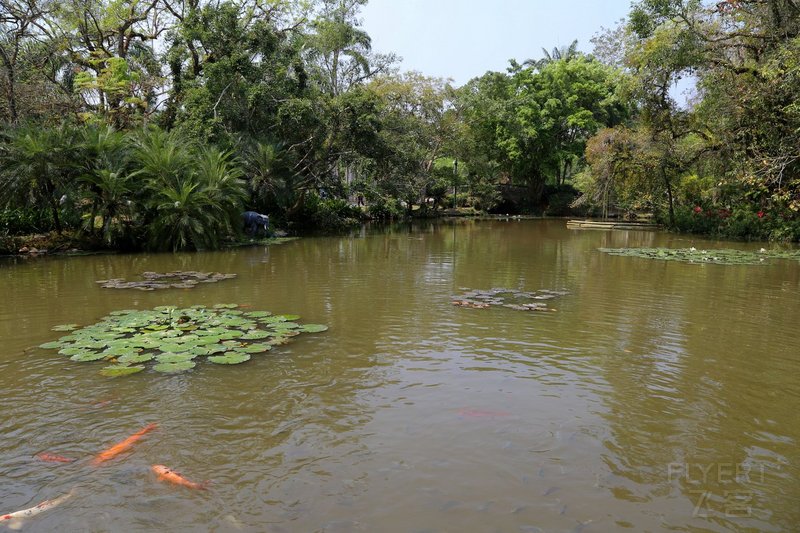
[0,53,18,123]
[662,165,675,226]
[47,194,62,233]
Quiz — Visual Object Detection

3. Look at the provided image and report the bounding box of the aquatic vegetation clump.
[41,305,328,375]
[96,271,237,290]
[225,236,299,248]
[598,247,800,265]
[451,288,568,312]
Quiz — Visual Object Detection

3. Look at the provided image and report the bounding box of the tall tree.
[459,54,626,207]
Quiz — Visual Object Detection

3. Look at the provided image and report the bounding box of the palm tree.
[132,127,247,251]
[146,180,217,251]
[524,39,580,70]
[194,146,247,235]
[240,140,299,210]
[306,12,374,95]
[79,166,133,245]
[75,125,131,242]
[0,125,78,232]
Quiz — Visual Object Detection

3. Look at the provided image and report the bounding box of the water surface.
[1,220,798,532]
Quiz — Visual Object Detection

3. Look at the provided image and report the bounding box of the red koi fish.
[92,423,158,465]
[35,452,75,463]
[152,465,209,490]
[1,490,73,522]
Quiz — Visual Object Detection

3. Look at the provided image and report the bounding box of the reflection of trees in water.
[573,245,800,529]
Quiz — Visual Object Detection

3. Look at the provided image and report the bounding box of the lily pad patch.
[598,247,800,265]
[97,271,237,291]
[38,305,328,376]
[451,288,568,313]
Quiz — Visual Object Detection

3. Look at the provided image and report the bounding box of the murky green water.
[1,219,798,532]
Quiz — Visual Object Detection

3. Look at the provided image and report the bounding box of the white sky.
[361,0,633,86]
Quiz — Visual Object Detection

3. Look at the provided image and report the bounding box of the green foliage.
[294,193,365,231]
[0,124,81,232]
[132,129,246,251]
[365,195,404,220]
[576,0,800,240]
[457,54,627,207]
[670,205,800,242]
[0,207,57,234]
[5,0,799,242]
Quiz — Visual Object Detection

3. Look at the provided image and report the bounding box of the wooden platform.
[567,219,661,231]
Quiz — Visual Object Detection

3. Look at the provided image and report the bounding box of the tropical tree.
[524,39,580,69]
[0,124,78,231]
[367,72,457,213]
[304,0,396,96]
[458,54,626,208]
[74,125,131,243]
[131,127,246,251]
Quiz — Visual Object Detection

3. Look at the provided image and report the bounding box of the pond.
[1,219,798,532]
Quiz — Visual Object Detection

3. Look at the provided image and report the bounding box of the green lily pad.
[245,311,272,318]
[208,352,251,365]
[239,343,272,354]
[213,304,239,309]
[100,364,145,377]
[158,343,190,353]
[118,353,156,364]
[301,324,329,333]
[240,330,270,340]
[39,341,66,349]
[153,361,196,373]
[222,340,243,347]
[156,352,197,363]
[205,345,228,355]
[70,351,108,362]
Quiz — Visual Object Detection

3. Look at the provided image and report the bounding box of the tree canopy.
[2,0,800,250]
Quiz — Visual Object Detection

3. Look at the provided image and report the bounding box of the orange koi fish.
[1,490,74,523]
[35,452,75,463]
[152,465,209,490]
[92,423,158,465]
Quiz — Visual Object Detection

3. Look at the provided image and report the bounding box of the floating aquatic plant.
[598,247,800,265]
[225,237,299,248]
[96,271,237,291]
[39,305,327,376]
[451,288,568,312]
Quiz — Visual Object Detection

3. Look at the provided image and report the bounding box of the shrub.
[0,208,57,234]
[366,195,405,220]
